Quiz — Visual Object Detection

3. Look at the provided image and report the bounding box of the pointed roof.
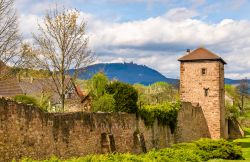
[178,47,226,64]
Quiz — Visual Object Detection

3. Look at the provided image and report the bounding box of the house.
[0,76,91,112]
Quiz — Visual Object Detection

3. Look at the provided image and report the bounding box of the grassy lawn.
[209,128,250,162]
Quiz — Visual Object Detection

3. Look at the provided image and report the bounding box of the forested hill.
[70,63,178,85]
[70,62,249,86]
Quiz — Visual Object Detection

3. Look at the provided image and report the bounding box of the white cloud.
[163,8,198,20]
[18,7,250,79]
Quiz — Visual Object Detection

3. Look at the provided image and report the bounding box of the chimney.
[186,49,191,55]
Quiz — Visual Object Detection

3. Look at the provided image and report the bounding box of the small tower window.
[204,88,209,96]
[201,68,207,75]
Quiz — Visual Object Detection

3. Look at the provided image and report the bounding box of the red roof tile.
[178,47,226,64]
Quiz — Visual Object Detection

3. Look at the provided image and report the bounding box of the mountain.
[225,78,250,85]
[70,62,178,85]
[70,62,249,86]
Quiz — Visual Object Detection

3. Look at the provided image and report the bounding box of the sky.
[15,0,250,79]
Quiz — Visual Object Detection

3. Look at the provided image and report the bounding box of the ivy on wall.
[138,101,181,132]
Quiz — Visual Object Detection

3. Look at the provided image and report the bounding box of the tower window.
[201,68,207,75]
[204,88,209,96]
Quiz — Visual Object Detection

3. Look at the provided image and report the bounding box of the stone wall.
[0,98,175,161]
[175,102,210,142]
[228,119,244,139]
[180,61,227,139]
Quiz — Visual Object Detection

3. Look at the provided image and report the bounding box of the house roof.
[178,47,226,64]
[0,77,84,104]
[0,78,23,97]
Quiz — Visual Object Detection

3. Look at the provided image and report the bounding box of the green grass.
[209,128,250,162]
[234,128,250,161]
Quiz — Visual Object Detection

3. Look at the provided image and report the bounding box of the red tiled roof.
[178,47,226,64]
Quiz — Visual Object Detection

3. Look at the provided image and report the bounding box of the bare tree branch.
[28,7,94,111]
[0,0,21,80]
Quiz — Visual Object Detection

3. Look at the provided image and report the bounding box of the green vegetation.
[92,94,115,112]
[14,95,39,107]
[87,72,109,99]
[87,73,139,113]
[86,73,180,128]
[106,81,138,113]
[20,139,243,162]
[225,84,250,119]
[138,101,181,131]
[134,82,179,106]
[234,128,250,161]
[208,128,250,162]
[13,94,51,112]
[11,68,51,79]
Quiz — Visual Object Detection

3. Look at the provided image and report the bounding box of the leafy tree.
[106,81,138,113]
[149,82,177,104]
[133,83,148,106]
[134,82,179,106]
[92,94,115,112]
[88,72,109,99]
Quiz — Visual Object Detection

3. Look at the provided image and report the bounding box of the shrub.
[143,148,202,162]
[92,94,116,112]
[138,101,181,132]
[172,138,243,161]
[106,81,138,113]
[20,139,243,162]
[13,95,39,107]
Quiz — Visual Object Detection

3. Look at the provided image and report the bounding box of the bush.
[13,95,39,107]
[143,148,202,162]
[106,81,138,113]
[13,94,50,112]
[172,138,243,161]
[20,138,243,162]
[138,101,181,132]
[92,94,116,112]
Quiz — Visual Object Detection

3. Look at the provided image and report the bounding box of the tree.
[106,81,138,113]
[30,8,94,111]
[0,0,21,79]
[87,72,109,99]
[92,94,115,112]
[237,78,249,113]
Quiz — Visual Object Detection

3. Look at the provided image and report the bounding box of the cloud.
[18,5,250,79]
[163,8,199,20]
[228,0,247,10]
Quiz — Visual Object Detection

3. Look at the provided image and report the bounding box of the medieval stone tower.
[178,47,227,139]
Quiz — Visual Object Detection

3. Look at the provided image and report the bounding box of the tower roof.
[178,47,226,64]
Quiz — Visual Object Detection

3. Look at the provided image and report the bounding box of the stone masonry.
[178,48,227,139]
[0,98,175,161]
